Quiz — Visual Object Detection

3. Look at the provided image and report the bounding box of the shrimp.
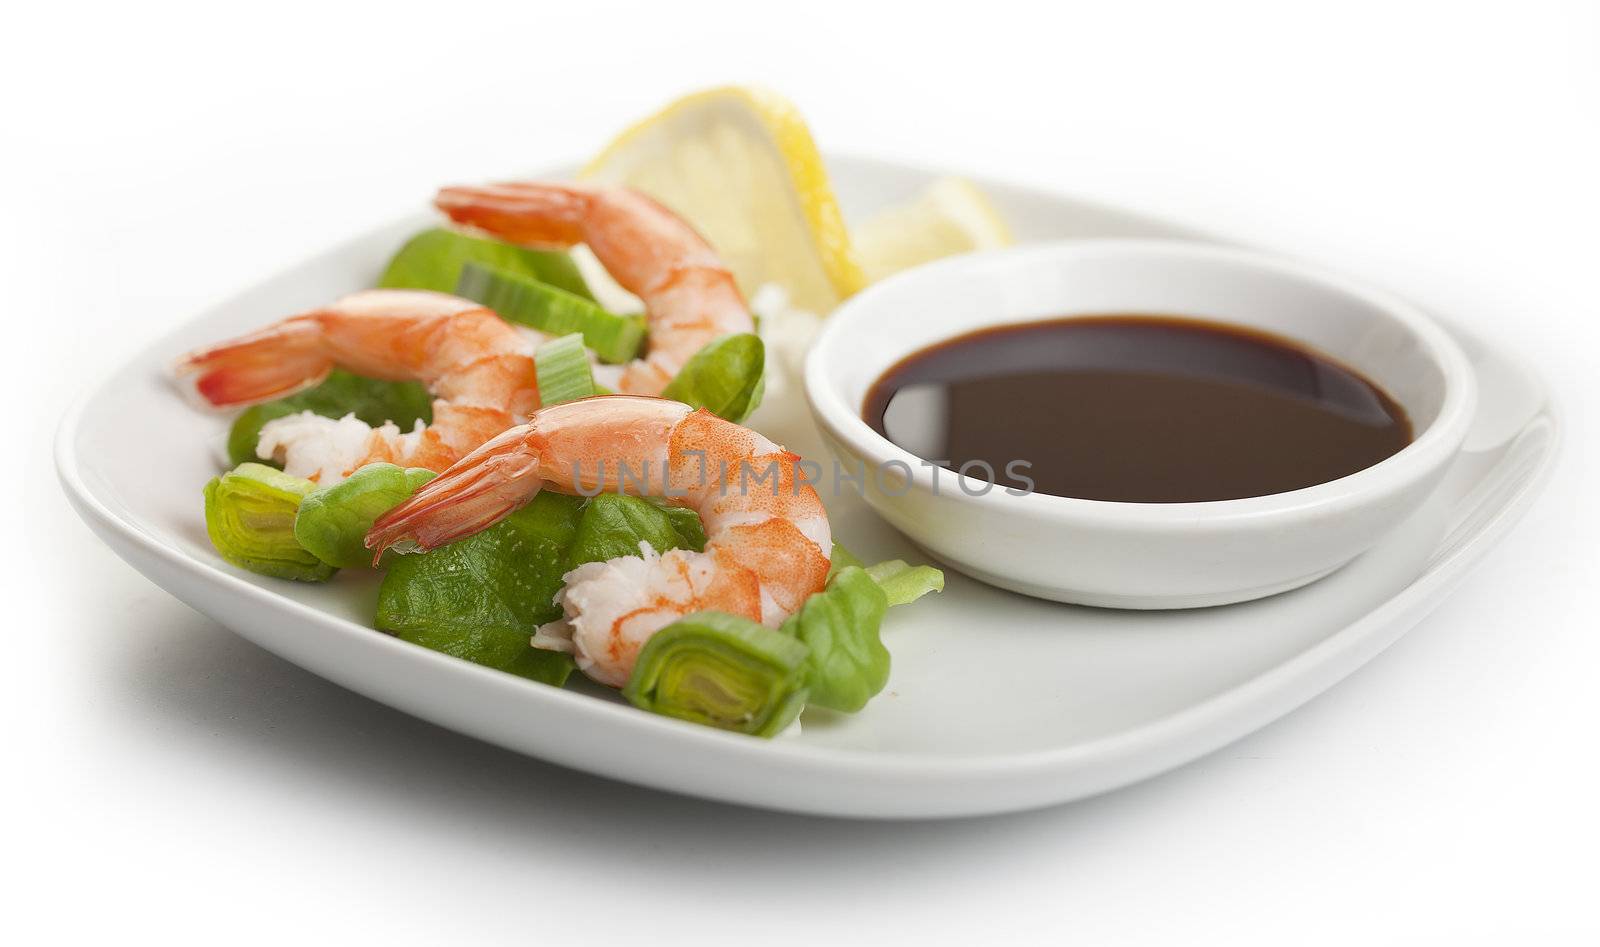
[366,396,831,687]
[174,289,541,482]
[434,182,755,396]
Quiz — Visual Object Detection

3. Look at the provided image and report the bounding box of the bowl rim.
[803,238,1479,526]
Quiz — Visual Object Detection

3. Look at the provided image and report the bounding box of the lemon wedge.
[854,177,1014,282]
[582,86,865,313]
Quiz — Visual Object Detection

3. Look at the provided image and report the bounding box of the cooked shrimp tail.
[178,318,332,406]
[173,289,542,482]
[434,184,587,247]
[434,182,755,396]
[365,433,546,557]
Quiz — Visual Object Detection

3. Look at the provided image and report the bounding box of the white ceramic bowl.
[805,239,1477,609]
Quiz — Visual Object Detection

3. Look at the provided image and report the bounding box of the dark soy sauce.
[863,315,1413,503]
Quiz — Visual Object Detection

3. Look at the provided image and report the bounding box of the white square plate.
[56,157,1558,818]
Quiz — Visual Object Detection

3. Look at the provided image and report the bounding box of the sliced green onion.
[294,463,435,569]
[380,227,593,300]
[534,333,597,406]
[456,263,645,364]
[623,611,810,737]
[203,463,335,582]
[660,333,765,423]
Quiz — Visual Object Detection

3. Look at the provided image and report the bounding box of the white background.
[6,1,1597,943]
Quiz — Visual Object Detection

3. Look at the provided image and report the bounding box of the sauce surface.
[863,315,1413,503]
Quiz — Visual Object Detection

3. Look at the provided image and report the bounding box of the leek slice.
[203,463,335,582]
[533,333,597,405]
[623,611,810,737]
[456,263,644,364]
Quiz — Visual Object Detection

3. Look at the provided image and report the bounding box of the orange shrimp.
[434,182,755,396]
[366,396,831,687]
[174,289,540,481]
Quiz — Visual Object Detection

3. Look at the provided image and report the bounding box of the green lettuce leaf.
[660,333,766,423]
[204,463,336,582]
[827,544,945,606]
[567,495,705,569]
[780,565,889,713]
[826,543,864,580]
[375,491,586,685]
[227,370,433,468]
[651,502,707,554]
[379,227,593,300]
[622,611,810,737]
[294,464,435,569]
[864,560,945,607]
